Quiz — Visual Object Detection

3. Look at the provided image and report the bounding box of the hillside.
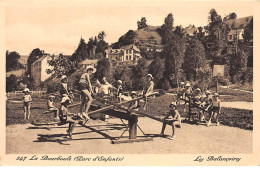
[224,16,253,29]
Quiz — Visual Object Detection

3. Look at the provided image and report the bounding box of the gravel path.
[6,117,252,154]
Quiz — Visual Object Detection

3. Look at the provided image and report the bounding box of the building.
[31,55,54,83]
[105,44,142,66]
[79,59,98,69]
[227,29,244,42]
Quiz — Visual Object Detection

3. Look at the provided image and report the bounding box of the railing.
[6,90,47,96]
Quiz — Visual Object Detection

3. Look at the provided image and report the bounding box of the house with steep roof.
[105,44,142,66]
[227,29,244,42]
[31,55,54,83]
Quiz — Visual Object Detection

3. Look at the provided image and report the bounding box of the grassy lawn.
[229,82,253,92]
[215,87,253,102]
[6,94,253,130]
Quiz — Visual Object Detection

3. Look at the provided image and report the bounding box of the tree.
[223,12,237,21]
[243,18,253,44]
[163,34,186,86]
[183,38,206,81]
[27,48,44,75]
[98,31,106,41]
[95,58,111,82]
[114,30,137,48]
[132,58,148,90]
[6,74,18,92]
[6,51,23,72]
[148,57,165,88]
[161,13,174,44]
[137,17,148,30]
[47,53,77,77]
[205,9,224,63]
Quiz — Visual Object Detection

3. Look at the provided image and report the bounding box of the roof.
[79,59,98,65]
[32,55,52,65]
[105,49,124,55]
[121,44,141,52]
[228,29,244,35]
[224,16,253,29]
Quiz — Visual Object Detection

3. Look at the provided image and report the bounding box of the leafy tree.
[163,34,186,86]
[71,38,89,62]
[132,58,148,90]
[113,66,133,91]
[27,48,44,75]
[6,74,18,92]
[113,30,137,48]
[148,57,165,87]
[173,26,185,38]
[47,53,77,77]
[205,9,225,63]
[137,17,148,30]
[243,18,253,44]
[223,12,237,21]
[6,51,23,72]
[161,13,174,44]
[95,58,111,82]
[98,31,106,41]
[183,38,206,81]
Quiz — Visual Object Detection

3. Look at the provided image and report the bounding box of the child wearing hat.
[60,75,70,98]
[23,88,32,119]
[177,82,185,99]
[193,88,206,122]
[128,91,140,112]
[183,83,193,112]
[116,80,123,102]
[160,102,181,140]
[207,93,221,127]
[79,66,96,121]
[203,90,213,117]
[142,74,154,110]
[59,97,77,139]
[47,95,59,120]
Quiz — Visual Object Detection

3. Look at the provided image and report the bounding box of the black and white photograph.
[0,0,258,166]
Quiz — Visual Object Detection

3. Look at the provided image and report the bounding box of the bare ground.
[6,117,252,154]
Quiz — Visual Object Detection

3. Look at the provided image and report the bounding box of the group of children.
[22,67,221,140]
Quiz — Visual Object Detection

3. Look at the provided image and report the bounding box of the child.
[59,97,77,139]
[207,93,221,127]
[193,88,205,122]
[183,83,192,112]
[177,82,185,99]
[23,88,32,119]
[160,102,181,140]
[79,66,96,121]
[116,80,123,102]
[142,74,154,110]
[203,90,213,118]
[128,91,140,112]
[99,77,116,96]
[60,75,70,98]
[47,95,59,120]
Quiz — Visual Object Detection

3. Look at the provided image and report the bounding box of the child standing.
[47,95,59,120]
[23,88,32,120]
[116,80,123,102]
[142,74,154,110]
[59,97,77,139]
[207,93,221,127]
[79,66,96,121]
[60,75,70,98]
[183,83,193,112]
[160,102,181,140]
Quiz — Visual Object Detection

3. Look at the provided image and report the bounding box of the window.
[229,35,232,40]
[129,55,131,60]
[126,56,128,60]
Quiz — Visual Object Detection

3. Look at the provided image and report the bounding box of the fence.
[6,90,47,96]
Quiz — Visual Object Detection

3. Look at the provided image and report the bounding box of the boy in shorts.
[160,102,181,140]
[207,93,221,127]
[23,88,32,119]
[47,95,59,120]
[59,97,77,139]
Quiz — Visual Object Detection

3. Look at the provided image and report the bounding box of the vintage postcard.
[0,0,259,166]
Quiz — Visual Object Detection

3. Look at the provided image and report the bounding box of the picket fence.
[6,90,47,96]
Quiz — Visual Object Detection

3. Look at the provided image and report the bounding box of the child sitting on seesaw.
[127,91,140,112]
[47,95,59,121]
[160,101,181,140]
[59,97,77,139]
[207,93,221,127]
[23,88,32,120]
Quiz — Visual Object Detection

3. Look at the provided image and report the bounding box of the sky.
[5,0,254,55]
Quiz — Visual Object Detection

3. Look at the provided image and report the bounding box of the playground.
[6,87,253,154]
